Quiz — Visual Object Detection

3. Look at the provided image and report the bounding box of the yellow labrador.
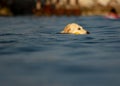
[61,23,89,35]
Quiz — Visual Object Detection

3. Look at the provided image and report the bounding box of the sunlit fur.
[61,23,89,35]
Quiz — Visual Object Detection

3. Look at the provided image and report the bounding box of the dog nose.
[87,31,90,34]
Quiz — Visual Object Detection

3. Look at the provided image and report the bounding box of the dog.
[60,23,90,35]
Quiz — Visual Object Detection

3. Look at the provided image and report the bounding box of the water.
[0,16,120,86]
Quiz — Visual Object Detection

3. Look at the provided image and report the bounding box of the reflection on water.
[0,16,120,86]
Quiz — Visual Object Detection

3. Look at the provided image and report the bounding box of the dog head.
[61,23,89,35]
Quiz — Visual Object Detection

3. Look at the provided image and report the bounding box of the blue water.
[0,16,120,86]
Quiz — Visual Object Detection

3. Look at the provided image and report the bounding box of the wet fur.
[61,23,89,34]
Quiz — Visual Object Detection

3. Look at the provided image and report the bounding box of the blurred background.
[0,0,120,16]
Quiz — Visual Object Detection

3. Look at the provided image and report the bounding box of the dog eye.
[78,28,81,30]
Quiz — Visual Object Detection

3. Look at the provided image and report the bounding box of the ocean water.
[0,16,120,86]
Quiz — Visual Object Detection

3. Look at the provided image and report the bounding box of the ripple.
[0,46,46,55]
[0,33,23,36]
[56,64,104,74]
[17,46,43,52]
[0,40,17,44]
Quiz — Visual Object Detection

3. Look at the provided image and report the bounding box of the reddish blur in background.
[0,0,120,16]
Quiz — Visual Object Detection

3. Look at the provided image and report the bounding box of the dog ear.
[64,28,70,33]
[63,24,71,33]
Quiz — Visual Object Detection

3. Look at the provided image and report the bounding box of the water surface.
[0,16,120,86]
